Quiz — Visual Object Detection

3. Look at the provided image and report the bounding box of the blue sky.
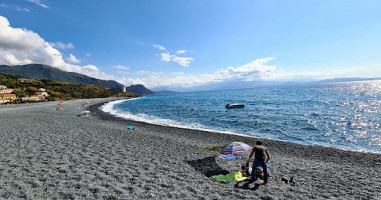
[0,0,381,89]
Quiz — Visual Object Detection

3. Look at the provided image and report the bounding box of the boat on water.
[225,103,245,109]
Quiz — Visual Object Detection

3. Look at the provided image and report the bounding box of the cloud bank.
[119,57,361,89]
[119,58,278,88]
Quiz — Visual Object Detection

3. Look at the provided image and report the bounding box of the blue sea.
[102,80,381,153]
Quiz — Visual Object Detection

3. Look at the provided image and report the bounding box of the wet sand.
[0,98,380,199]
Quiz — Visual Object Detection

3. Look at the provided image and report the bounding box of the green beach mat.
[212,172,247,182]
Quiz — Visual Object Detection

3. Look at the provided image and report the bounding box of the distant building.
[21,95,43,101]
[35,91,48,97]
[122,86,126,93]
[0,85,13,94]
[18,78,36,83]
[0,88,14,94]
[0,94,16,104]
[39,88,46,92]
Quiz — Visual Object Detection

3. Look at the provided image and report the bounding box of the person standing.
[247,139,270,184]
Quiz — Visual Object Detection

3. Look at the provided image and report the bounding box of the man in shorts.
[247,139,271,184]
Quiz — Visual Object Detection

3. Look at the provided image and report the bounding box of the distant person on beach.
[247,139,270,184]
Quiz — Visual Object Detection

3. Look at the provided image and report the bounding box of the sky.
[0,0,381,90]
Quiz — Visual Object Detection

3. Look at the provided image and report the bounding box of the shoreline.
[95,99,381,155]
[90,100,381,168]
[1,98,380,199]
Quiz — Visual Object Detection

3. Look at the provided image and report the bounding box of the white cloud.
[160,52,171,62]
[119,57,362,89]
[176,50,186,54]
[0,17,45,50]
[0,4,31,12]
[85,53,91,57]
[160,52,194,67]
[119,58,276,88]
[0,15,114,81]
[113,65,130,70]
[153,44,166,50]
[27,0,48,8]
[50,42,74,49]
[64,54,81,64]
[214,57,276,81]
[154,45,194,67]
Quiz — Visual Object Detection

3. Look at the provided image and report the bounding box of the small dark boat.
[225,103,245,109]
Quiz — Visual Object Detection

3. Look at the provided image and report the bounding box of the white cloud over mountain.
[64,54,81,64]
[0,15,113,80]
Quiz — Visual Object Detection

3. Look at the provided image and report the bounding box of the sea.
[101,80,381,154]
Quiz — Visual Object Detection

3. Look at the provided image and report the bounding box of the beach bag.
[241,163,252,177]
[255,166,264,180]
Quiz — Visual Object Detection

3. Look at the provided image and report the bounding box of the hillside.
[0,64,123,92]
[0,73,137,101]
[126,84,154,95]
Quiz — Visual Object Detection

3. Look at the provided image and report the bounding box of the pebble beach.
[1,98,381,199]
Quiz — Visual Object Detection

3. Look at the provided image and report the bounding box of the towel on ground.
[219,154,242,160]
[212,172,247,182]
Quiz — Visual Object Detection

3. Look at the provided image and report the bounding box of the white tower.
[122,86,126,93]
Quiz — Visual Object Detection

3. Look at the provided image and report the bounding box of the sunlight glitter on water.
[106,81,381,153]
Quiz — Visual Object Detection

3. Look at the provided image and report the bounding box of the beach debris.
[196,145,228,152]
[281,176,289,184]
[77,110,90,117]
[221,142,252,154]
[290,176,296,185]
[56,108,63,111]
[128,126,135,130]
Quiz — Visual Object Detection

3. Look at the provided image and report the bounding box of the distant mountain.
[151,90,183,95]
[152,80,290,92]
[315,77,381,84]
[126,84,154,95]
[0,64,123,91]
